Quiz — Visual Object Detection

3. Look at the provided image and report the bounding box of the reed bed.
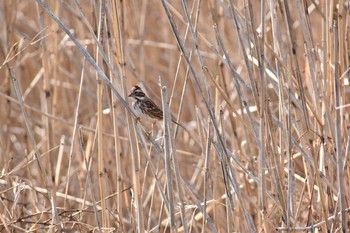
[0,0,349,232]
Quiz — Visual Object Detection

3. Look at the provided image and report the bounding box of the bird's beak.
[128,93,133,97]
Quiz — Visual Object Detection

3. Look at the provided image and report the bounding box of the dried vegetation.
[0,0,350,232]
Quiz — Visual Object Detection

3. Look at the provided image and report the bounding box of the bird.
[128,85,185,129]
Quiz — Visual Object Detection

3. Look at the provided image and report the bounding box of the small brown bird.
[128,85,184,128]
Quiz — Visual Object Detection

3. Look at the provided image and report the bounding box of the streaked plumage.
[128,85,164,121]
[128,85,185,128]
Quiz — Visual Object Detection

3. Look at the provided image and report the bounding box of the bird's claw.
[145,131,152,140]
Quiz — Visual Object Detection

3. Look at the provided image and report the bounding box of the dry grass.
[0,0,350,232]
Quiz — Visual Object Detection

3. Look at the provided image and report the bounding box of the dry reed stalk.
[162,86,177,231]
[2,0,350,232]
[95,0,108,230]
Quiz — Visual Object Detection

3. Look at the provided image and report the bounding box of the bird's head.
[128,85,146,100]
